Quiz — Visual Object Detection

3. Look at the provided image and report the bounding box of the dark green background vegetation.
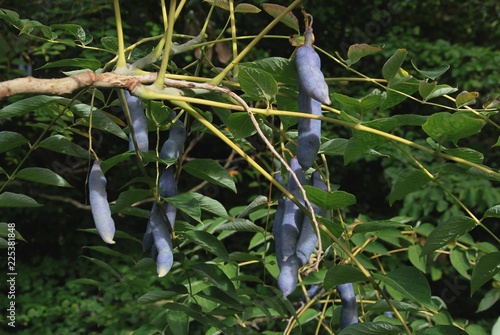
[0,0,499,334]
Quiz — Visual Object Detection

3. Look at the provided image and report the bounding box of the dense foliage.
[1,1,499,334]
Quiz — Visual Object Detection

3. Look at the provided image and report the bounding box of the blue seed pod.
[273,199,285,269]
[89,160,116,244]
[160,114,186,161]
[337,283,359,329]
[295,27,331,105]
[296,89,322,170]
[119,90,149,153]
[280,158,306,262]
[277,254,300,297]
[142,222,154,252]
[148,203,174,277]
[296,171,326,266]
[159,167,178,229]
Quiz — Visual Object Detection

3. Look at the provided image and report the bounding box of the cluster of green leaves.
[1,1,500,335]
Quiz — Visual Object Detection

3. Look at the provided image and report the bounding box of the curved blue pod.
[296,89,322,170]
[272,199,285,269]
[295,27,331,105]
[280,158,306,262]
[296,171,326,266]
[148,203,174,277]
[337,283,359,329]
[277,254,300,297]
[142,222,154,252]
[160,114,186,161]
[159,167,178,229]
[119,90,149,153]
[88,160,116,244]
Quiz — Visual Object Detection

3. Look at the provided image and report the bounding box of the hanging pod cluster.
[89,92,186,278]
[273,158,327,297]
[295,21,331,170]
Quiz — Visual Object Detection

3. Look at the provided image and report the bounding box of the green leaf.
[408,244,427,273]
[382,49,407,84]
[332,92,383,115]
[476,287,500,313]
[37,59,101,71]
[450,248,471,279]
[190,192,229,219]
[483,205,500,219]
[425,84,458,100]
[0,192,42,208]
[166,310,189,335]
[346,44,383,66]
[183,159,236,193]
[420,325,469,335]
[226,112,256,139]
[366,300,419,313]
[0,131,29,153]
[137,289,186,303]
[0,8,21,27]
[411,60,450,80]
[192,263,237,297]
[455,91,479,108]
[16,167,72,187]
[421,216,476,256]
[83,246,132,261]
[50,23,92,44]
[353,220,409,234]
[471,252,500,295]
[214,218,264,233]
[81,256,121,280]
[422,112,486,144]
[324,266,366,289]
[38,135,91,158]
[444,147,484,165]
[235,3,261,13]
[111,189,152,213]
[304,185,356,210]
[241,57,296,85]
[0,95,70,119]
[379,78,419,112]
[236,195,268,218]
[166,193,202,222]
[419,80,437,100]
[0,222,26,241]
[343,131,385,164]
[238,67,278,103]
[337,321,404,335]
[389,168,432,205]
[261,3,300,33]
[100,151,135,173]
[72,104,127,140]
[320,138,348,156]
[101,36,118,51]
[183,230,230,262]
[374,266,433,308]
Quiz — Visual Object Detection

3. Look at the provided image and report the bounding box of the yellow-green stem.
[113,0,127,70]
[154,0,177,89]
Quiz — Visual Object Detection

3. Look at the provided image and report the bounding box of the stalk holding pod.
[88,160,116,244]
[295,24,331,105]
